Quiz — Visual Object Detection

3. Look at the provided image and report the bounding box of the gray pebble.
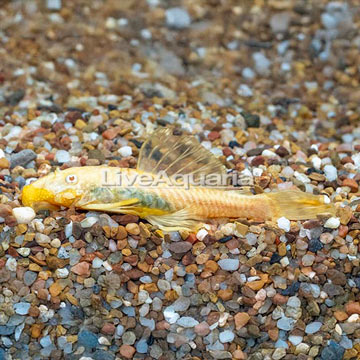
[10,149,36,169]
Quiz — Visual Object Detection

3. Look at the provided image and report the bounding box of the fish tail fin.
[264,190,336,220]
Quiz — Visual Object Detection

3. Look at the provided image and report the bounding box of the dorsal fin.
[137,128,226,182]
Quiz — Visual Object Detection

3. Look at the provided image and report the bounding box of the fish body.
[22,128,335,231]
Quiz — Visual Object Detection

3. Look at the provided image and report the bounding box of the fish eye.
[65,174,78,184]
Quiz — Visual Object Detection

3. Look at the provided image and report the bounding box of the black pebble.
[108,104,117,110]
[229,140,240,148]
[308,238,323,253]
[129,139,143,149]
[270,253,282,264]
[147,334,154,346]
[219,236,233,243]
[280,281,300,296]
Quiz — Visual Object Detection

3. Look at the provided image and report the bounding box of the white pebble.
[323,164,337,181]
[219,330,235,343]
[17,248,30,257]
[280,257,289,267]
[262,149,277,157]
[12,207,36,224]
[55,268,69,278]
[347,314,359,323]
[103,261,112,271]
[324,217,340,229]
[218,259,240,271]
[118,146,132,157]
[92,257,103,268]
[163,307,180,324]
[165,7,191,29]
[311,156,322,169]
[6,257,17,272]
[294,171,310,184]
[55,150,71,164]
[277,217,291,232]
[98,336,111,346]
[196,229,208,241]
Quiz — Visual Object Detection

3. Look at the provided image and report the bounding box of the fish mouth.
[21,184,58,211]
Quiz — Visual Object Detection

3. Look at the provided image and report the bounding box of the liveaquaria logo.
[101,170,252,190]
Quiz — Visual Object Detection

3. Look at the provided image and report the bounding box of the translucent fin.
[137,128,226,182]
[79,198,140,211]
[264,190,336,220]
[145,208,203,232]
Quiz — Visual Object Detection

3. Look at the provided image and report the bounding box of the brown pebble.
[345,301,360,315]
[125,223,140,235]
[218,289,233,301]
[194,321,210,336]
[31,324,43,338]
[119,344,136,359]
[334,310,348,321]
[234,312,250,330]
[272,293,288,305]
[204,260,218,273]
[343,178,358,192]
[0,204,13,218]
[101,323,115,335]
[208,131,220,141]
[71,262,90,277]
[232,349,246,359]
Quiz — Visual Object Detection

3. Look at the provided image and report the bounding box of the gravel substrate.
[1,0,360,359]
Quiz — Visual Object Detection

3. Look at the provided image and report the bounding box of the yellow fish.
[22,128,335,231]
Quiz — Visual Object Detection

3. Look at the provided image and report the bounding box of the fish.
[21,128,336,231]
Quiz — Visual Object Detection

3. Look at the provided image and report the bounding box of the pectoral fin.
[145,208,204,232]
[79,198,140,212]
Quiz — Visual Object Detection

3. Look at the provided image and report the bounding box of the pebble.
[119,345,136,359]
[118,146,132,157]
[78,330,98,348]
[71,262,90,276]
[234,313,250,329]
[14,302,31,315]
[177,316,199,328]
[168,241,192,253]
[277,217,291,232]
[272,348,286,360]
[24,271,37,286]
[46,0,62,10]
[55,150,71,164]
[12,207,36,224]
[305,321,322,334]
[320,341,345,360]
[219,330,235,343]
[172,296,191,312]
[163,307,180,324]
[6,258,17,272]
[122,331,136,345]
[165,7,191,29]
[55,268,69,278]
[218,259,239,271]
[324,165,338,181]
[302,254,315,266]
[136,339,148,354]
[324,217,340,229]
[277,316,295,331]
[10,150,36,169]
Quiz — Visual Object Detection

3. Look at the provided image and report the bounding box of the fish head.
[22,167,97,211]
